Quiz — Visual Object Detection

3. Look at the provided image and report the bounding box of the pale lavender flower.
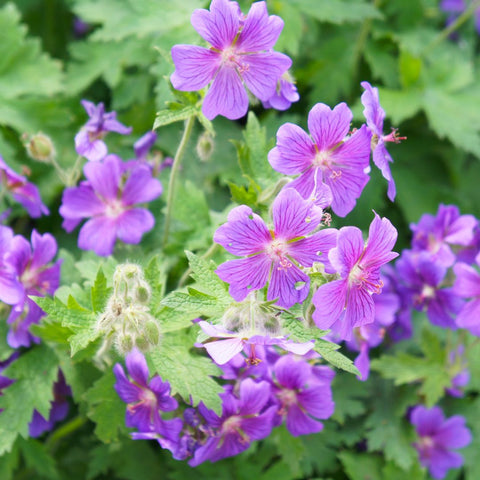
[312,212,398,340]
[410,204,478,268]
[410,405,471,479]
[361,81,405,201]
[114,349,182,449]
[59,155,162,256]
[198,320,314,365]
[262,72,300,111]
[189,379,277,466]
[214,188,337,308]
[268,103,371,217]
[453,255,480,335]
[271,355,334,436]
[75,100,132,162]
[0,156,49,218]
[171,0,292,120]
[4,230,61,348]
[134,131,157,162]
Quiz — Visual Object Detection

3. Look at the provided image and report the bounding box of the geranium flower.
[214,188,337,308]
[171,0,292,120]
[59,154,162,256]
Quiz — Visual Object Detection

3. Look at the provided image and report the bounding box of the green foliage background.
[1,0,480,479]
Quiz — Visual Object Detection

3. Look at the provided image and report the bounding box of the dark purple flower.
[198,320,314,365]
[440,0,480,34]
[75,100,132,162]
[114,349,181,451]
[271,355,334,436]
[453,256,480,336]
[262,72,300,111]
[410,405,471,479]
[361,81,405,201]
[59,155,162,256]
[396,250,462,329]
[312,212,398,340]
[29,370,71,437]
[134,131,157,162]
[171,0,292,120]
[268,103,371,217]
[189,379,276,466]
[0,156,49,218]
[214,188,337,308]
[410,204,478,268]
[4,230,61,348]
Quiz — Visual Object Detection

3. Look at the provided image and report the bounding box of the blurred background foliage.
[1,0,480,478]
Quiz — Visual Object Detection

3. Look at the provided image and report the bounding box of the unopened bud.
[116,334,134,354]
[196,131,215,162]
[135,284,151,304]
[144,321,160,346]
[25,132,56,163]
[135,336,149,352]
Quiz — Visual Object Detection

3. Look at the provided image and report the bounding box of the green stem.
[67,155,84,186]
[45,415,88,452]
[423,0,480,56]
[162,115,196,248]
[177,242,219,288]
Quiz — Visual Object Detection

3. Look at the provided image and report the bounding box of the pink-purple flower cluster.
[0,226,61,348]
[113,346,335,465]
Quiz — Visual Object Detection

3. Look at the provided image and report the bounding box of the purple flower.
[410,204,478,268]
[445,346,470,397]
[189,379,276,466]
[198,320,314,365]
[4,230,61,348]
[0,226,23,305]
[29,370,71,437]
[262,72,300,111]
[361,81,405,201]
[75,100,132,162]
[59,155,162,256]
[134,131,157,162]
[440,0,480,34]
[114,349,182,450]
[214,188,337,308]
[271,355,334,436]
[312,212,398,340]
[410,405,471,479]
[268,103,372,217]
[396,250,462,329]
[453,256,480,336]
[171,0,292,120]
[0,156,49,218]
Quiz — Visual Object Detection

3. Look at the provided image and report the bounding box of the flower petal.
[78,217,117,256]
[308,102,352,150]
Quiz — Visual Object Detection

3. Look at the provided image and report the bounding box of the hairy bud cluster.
[221,293,283,337]
[96,263,160,356]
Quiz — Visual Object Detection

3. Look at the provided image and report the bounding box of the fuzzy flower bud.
[24,132,56,163]
[196,131,215,162]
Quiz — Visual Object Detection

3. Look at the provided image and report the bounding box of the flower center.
[105,199,125,218]
[349,263,383,294]
[277,388,297,412]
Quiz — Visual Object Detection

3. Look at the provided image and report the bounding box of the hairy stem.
[162,115,196,248]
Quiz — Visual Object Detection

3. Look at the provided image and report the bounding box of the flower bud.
[144,320,160,346]
[135,284,151,304]
[195,131,215,162]
[116,334,134,354]
[24,132,56,163]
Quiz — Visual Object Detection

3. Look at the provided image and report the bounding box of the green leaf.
[17,437,60,480]
[149,330,223,414]
[271,425,306,478]
[399,50,423,88]
[0,3,63,99]
[73,0,204,42]
[290,0,382,24]
[331,373,370,424]
[184,251,230,302]
[91,268,112,314]
[84,370,128,443]
[0,344,58,454]
[156,306,197,333]
[0,442,19,480]
[162,289,226,316]
[338,451,383,480]
[365,383,417,470]
[35,296,99,357]
[153,105,197,130]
